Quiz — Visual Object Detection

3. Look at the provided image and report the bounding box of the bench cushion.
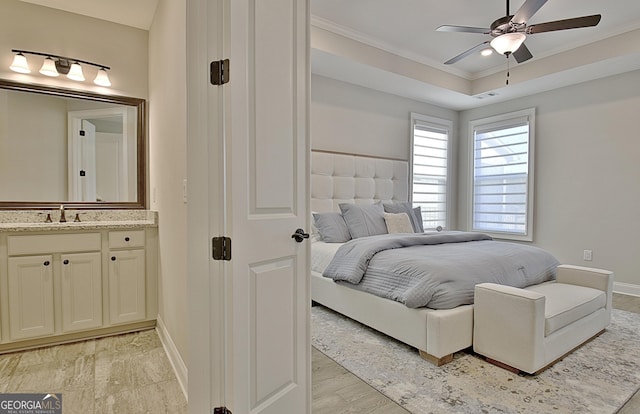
[525,282,606,336]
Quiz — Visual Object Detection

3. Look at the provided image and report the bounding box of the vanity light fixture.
[9,49,111,87]
[39,57,59,77]
[9,52,30,73]
[66,62,85,81]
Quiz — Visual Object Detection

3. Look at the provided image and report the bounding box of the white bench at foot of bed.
[473,264,613,374]
[312,271,473,365]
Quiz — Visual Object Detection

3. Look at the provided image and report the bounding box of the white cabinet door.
[8,255,55,340]
[108,249,146,324]
[61,252,103,332]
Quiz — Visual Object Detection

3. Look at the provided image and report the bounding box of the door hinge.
[212,236,231,261]
[210,59,230,85]
[213,407,231,414]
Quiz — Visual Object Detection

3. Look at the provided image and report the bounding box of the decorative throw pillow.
[312,212,351,243]
[339,202,387,239]
[384,212,414,234]
[383,202,422,233]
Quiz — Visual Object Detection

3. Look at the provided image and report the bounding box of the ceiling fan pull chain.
[506,54,510,85]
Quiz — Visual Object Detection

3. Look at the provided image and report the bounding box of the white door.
[95,132,124,202]
[80,120,97,202]
[186,0,310,413]
[227,1,310,412]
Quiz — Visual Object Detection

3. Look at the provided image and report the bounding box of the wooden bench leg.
[419,350,453,366]
[486,358,522,374]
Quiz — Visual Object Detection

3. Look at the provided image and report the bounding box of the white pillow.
[384,212,414,234]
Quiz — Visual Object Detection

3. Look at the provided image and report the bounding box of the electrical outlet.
[583,249,593,261]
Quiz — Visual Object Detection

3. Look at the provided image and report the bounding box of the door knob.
[291,228,309,243]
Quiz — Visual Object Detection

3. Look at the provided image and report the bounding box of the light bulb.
[39,57,59,77]
[67,62,85,81]
[94,68,111,87]
[9,53,30,73]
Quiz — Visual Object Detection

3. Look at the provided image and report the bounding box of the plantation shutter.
[472,115,531,237]
[412,122,449,230]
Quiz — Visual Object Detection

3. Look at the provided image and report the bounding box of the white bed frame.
[310,150,473,365]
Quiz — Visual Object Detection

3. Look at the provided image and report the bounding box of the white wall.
[312,74,458,160]
[148,0,188,370]
[458,69,640,290]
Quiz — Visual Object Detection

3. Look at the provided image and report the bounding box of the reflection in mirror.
[0,79,146,209]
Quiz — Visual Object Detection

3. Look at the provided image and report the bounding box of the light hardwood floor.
[0,328,187,414]
[312,293,640,413]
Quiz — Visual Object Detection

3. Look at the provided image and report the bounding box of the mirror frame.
[0,79,147,210]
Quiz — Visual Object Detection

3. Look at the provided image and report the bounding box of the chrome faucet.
[59,204,67,223]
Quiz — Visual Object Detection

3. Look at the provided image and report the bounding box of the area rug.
[312,305,640,414]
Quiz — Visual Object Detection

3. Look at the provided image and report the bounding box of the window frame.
[410,112,454,231]
[468,108,536,241]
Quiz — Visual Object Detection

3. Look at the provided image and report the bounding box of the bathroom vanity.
[0,210,158,352]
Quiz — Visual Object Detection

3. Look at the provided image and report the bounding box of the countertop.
[0,210,158,232]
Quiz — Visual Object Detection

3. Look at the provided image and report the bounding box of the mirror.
[0,79,146,209]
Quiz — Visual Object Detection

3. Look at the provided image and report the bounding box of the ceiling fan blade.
[444,41,490,65]
[512,0,549,25]
[436,25,489,34]
[512,43,533,63]
[526,14,602,34]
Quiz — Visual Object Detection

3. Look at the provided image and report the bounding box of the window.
[410,113,452,230]
[469,108,535,241]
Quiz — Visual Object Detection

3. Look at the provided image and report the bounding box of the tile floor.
[0,328,187,414]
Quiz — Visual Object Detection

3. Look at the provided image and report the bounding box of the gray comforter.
[323,231,559,309]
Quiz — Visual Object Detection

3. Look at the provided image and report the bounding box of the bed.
[310,150,558,365]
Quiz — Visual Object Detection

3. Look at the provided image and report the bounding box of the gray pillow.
[312,212,351,243]
[383,202,422,233]
[413,207,424,233]
[339,202,387,239]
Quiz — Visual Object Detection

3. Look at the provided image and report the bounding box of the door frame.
[186,0,229,412]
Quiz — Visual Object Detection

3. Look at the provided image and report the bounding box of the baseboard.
[614,282,640,297]
[156,315,188,401]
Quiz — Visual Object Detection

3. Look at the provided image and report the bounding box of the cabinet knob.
[63,259,69,265]
[124,237,130,242]
[111,256,116,261]
[43,260,50,266]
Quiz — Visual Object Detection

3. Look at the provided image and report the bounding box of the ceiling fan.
[437,0,602,65]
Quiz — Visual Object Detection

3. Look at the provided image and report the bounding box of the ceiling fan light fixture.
[490,32,526,55]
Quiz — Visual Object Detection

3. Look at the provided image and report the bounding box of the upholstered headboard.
[311,150,409,213]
